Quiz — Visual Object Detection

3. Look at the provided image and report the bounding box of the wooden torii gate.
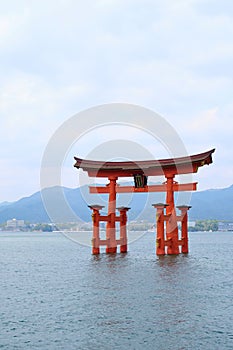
[74,149,215,255]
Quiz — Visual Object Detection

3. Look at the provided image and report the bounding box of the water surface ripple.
[0,231,233,349]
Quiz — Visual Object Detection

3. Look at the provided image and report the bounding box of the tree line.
[189,219,218,232]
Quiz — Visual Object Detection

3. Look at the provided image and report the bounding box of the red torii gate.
[74,148,215,255]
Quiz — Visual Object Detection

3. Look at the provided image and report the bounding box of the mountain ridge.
[0,184,233,223]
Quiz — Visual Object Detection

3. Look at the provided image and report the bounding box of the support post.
[106,177,117,253]
[117,207,130,253]
[88,205,105,255]
[165,175,179,254]
[177,205,191,254]
[152,203,168,255]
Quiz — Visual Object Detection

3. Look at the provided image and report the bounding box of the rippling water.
[0,231,233,349]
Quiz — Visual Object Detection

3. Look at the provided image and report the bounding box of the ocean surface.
[0,231,233,350]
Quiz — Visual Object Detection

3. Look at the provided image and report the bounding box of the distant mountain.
[0,190,50,224]
[190,185,233,221]
[0,201,11,207]
[0,186,92,224]
[0,184,233,224]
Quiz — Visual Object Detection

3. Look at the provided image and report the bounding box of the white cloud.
[0,7,30,49]
[0,0,233,200]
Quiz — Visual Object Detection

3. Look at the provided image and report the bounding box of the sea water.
[0,231,233,350]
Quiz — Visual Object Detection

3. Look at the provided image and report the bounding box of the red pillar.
[166,175,179,254]
[106,177,117,253]
[117,207,130,253]
[177,205,191,254]
[88,205,104,255]
[152,203,168,255]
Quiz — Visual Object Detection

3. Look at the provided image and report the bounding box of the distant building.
[218,222,233,231]
[6,218,25,230]
[188,221,195,227]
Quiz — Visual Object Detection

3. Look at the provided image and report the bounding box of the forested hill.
[0,184,233,224]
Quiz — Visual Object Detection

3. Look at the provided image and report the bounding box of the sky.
[0,0,233,202]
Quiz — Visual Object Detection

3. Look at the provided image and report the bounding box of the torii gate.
[74,148,215,255]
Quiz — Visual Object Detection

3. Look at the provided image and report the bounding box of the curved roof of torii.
[74,148,215,177]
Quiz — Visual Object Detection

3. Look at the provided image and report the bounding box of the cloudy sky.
[1,0,233,202]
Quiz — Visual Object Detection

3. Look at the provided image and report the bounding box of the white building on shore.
[6,218,25,230]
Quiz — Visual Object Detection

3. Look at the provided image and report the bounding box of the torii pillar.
[88,204,104,255]
[106,177,117,253]
[152,203,168,255]
[177,205,192,254]
[88,181,130,254]
[165,175,180,255]
[117,206,130,253]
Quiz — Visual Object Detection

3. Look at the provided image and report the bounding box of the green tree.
[193,219,218,232]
